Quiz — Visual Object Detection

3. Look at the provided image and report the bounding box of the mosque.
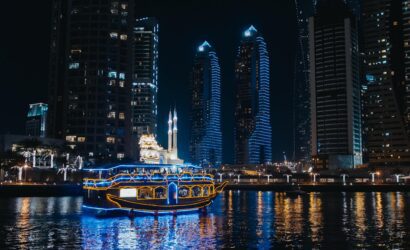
[139,108,184,164]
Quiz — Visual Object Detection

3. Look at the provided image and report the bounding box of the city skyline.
[0,0,296,163]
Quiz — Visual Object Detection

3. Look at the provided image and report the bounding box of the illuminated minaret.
[172,108,178,156]
[168,110,173,152]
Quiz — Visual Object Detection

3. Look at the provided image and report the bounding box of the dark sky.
[0,0,297,163]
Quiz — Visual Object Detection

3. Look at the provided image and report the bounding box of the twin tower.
[190,25,272,166]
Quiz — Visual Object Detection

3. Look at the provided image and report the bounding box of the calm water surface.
[0,191,409,249]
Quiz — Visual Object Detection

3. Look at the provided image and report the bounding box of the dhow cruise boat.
[82,164,227,216]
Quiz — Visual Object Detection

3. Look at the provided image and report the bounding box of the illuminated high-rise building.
[361,0,410,167]
[131,17,159,143]
[293,0,315,162]
[26,103,48,138]
[309,0,362,169]
[190,41,222,167]
[234,26,272,164]
[48,0,136,161]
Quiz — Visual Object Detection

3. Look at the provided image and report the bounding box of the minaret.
[168,110,173,152]
[173,108,178,156]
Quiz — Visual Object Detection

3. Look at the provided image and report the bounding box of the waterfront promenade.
[1,181,409,197]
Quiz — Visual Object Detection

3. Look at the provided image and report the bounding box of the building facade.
[361,0,410,168]
[234,26,272,165]
[309,0,362,169]
[48,0,136,161]
[189,41,222,167]
[131,17,159,143]
[293,0,315,162]
[26,103,48,138]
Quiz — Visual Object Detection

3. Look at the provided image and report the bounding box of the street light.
[311,173,320,183]
[369,172,376,184]
[284,174,292,184]
[340,173,348,185]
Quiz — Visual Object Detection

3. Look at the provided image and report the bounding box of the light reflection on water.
[0,192,409,249]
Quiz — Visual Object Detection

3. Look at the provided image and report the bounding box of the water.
[0,191,409,249]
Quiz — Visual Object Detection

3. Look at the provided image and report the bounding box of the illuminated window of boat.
[203,186,209,196]
[178,187,190,197]
[138,187,153,199]
[120,188,137,198]
[192,186,202,197]
[154,187,166,199]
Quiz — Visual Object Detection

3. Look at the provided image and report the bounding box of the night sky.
[0,0,297,163]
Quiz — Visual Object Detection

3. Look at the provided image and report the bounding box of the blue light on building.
[190,41,222,167]
[234,26,272,164]
[26,103,48,137]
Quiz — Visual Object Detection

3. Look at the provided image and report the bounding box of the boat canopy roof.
[83,163,202,172]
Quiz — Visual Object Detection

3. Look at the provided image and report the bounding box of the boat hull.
[83,181,228,216]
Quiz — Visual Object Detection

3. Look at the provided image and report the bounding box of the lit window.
[65,135,76,142]
[69,62,79,69]
[106,137,116,143]
[119,112,125,120]
[120,188,136,198]
[108,71,117,78]
[117,153,125,159]
[109,80,116,86]
[108,112,116,118]
[120,34,127,40]
[119,81,125,87]
[119,73,125,80]
[70,49,82,54]
[120,3,127,10]
[77,137,86,142]
[110,32,118,39]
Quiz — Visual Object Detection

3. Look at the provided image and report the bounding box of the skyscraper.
[48,0,68,139]
[309,0,362,169]
[234,26,272,165]
[190,41,222,167]
[361,0,410,168]
[26,103,48,138]
[131,17,159,142]
[293,0,315,162]
[48,0,136,161]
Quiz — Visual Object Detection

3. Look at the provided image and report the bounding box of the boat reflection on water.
[0,192,409,249]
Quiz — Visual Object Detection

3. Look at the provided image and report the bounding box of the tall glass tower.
[131,17,159,152]
[190,41,222,167]
[234,26,272,165]
[361,0,410,167]
[48,0,135,161]
[293,0,315,162]
[309,0,362,169]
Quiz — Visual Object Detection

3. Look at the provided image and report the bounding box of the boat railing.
[83,173,215,188]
